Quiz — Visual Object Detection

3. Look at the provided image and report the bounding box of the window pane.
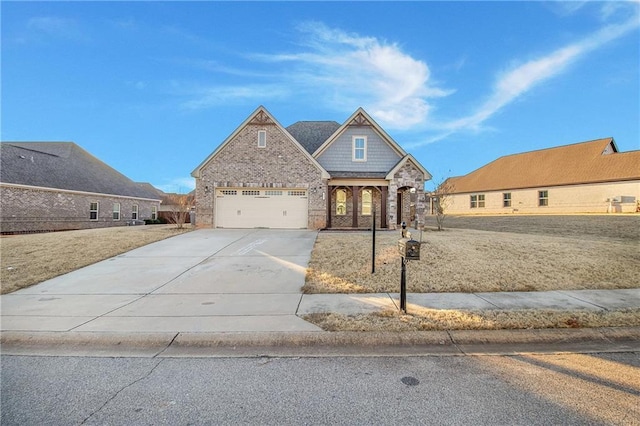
[362,190,372,215]
[336,189,347,215]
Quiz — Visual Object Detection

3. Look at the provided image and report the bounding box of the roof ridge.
[495,137,613,161]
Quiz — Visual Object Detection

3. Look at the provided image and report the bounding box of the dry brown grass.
[304,215,640,294]
[304,308,640,331]
[1,225,191,294]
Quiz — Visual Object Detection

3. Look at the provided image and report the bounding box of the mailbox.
[398,238,420,260]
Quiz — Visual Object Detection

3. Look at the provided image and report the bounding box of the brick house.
[437,138,640,214]
[0,142,162,233]
[191,106,431,229]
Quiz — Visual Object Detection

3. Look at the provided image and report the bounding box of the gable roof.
[386,154,432,181]
[0,142,161,200]
[312,108,407,158]
[191,106,330,179]
[447,138,640,194]
[286,121,340,155]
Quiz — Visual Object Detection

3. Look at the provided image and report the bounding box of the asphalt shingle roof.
[0,142,161,200]
[447,138,640,194]
[286,121,340,154]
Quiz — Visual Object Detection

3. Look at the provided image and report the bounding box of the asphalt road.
[2,352,639,425]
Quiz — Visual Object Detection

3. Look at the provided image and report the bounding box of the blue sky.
[2,1,638,192]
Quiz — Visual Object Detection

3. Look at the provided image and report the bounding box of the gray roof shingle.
[0,142,161,200]
[286,121,340,154]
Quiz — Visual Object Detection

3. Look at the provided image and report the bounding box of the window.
[132,204,138,220]
[242,190,260,196]
[288,190,306,197]
[362,189,372,216]
[258,130,266,148]
[151,205,157,220]
[113,203,121,220]
[353,136,367,161]
[336,189,347,215]
[503,193,511,208]
[470,194,485,208]
[539,190,549,207]
[90,202,99,220]
[221,190,237,195]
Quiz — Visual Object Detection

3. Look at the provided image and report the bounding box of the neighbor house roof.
[0,142,161,200]
[447,138,640,194]
[286,121,340,155]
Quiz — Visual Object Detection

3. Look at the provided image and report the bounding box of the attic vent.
[602,143,616,155]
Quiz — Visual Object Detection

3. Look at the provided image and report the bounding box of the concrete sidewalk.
[297,288,640,315]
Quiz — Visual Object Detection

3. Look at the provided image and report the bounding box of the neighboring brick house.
[191,106,431,229]
[0,142,162,233]
[438,138,640,215]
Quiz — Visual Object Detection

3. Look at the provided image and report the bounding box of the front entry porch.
[325,185,420,230]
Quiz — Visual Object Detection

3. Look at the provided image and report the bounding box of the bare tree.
[433,177,455,231]
[165,193,194,229]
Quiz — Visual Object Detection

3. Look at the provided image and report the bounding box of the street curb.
[1,327,638,357]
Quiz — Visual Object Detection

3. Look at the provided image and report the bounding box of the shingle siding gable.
[316,126,402,172]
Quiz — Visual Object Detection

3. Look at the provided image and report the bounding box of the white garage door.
[215,188,308,229]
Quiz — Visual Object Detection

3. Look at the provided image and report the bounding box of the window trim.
[258,130,267,148]
[151,205,157,220]
[113,203,121,221]
[90,202,99,221]
[352,136,367,162]
[538,190,549,207]
[336,189,347,216]
[132,204,139,220]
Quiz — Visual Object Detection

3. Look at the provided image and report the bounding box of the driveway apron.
[1,229,322,333]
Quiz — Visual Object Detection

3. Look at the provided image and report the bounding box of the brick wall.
[195,122,327,229]
[1,185,160,233]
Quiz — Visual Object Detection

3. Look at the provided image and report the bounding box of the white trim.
[90,201,99,221]
[132,204,139,220]
[352,136,367,162]
[113,202,121,221]
[258,130,267,148]
[329,178,388,186]
[0,182,162,202]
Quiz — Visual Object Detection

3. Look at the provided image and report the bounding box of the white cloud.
[182,22,451,129]
[181,84,290,110]
[407,11,640,148]
[26,16,88,41]
[272,22,452,129]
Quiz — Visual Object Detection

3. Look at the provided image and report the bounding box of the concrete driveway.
[1,229,323,333]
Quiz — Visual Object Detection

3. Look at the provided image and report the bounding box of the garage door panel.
[215,189,307,229]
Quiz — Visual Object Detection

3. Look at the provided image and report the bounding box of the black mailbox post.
[398,237,421,313]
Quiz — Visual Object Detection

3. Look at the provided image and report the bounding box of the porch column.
[352,186,359,228]
[326,186,332,229]
[381,186,388,228]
